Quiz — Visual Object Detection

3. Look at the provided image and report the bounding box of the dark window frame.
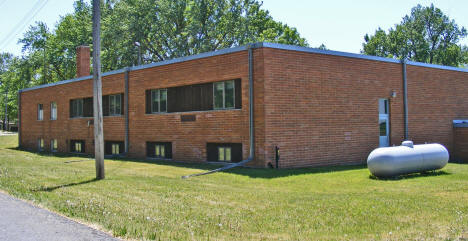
[50,102,57,120]
[104,141,124,156]
[70,140,85,153]
[150,89,167,114]
[206,143,242,163]
[108,94,122,116]
[50,139,58,152]
[70,98,84,118]
[37,104,43,120]
[38,138,44,151]
[213,80,235,110]
[146,142,172,159]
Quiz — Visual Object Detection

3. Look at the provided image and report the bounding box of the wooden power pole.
[92,0,105,179]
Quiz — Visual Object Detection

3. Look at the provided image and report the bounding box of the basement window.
[50,102,57,120]
[70,140,85,153]
[38,138,44,151]
[105,141,124,155]
[213,80,235,109]
[206,143,242,162]
[218,147,232,162]
[37,104,43,120]
[150,89,167,113]
[146,142,172,159]
[50,139,58,152]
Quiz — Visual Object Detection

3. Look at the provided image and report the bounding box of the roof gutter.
[182,45,255,178]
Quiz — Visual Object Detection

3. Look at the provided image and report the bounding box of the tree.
[20,0,308,76]
[362,4,467,67]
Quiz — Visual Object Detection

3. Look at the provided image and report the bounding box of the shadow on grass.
[369,170,451,181]
[8,147,92,159]
[13,147,368,179]
[31,178,99,192]
[108,155,368,178]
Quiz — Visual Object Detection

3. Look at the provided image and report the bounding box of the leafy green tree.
[5,0,308,122]
[362,4,467,67]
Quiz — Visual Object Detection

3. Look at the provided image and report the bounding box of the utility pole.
[92,0,105,179]
[134,41,141,66]
[4,88,7,131]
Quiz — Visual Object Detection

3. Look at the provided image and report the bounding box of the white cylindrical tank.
[367,141,449,178]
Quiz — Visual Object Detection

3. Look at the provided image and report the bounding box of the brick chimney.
[76,45,90,77]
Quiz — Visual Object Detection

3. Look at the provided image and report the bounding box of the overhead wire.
[0,0,49,50]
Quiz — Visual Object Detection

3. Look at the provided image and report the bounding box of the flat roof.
[20,42,468,93]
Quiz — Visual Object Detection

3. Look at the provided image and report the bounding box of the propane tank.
[367,141,448,178]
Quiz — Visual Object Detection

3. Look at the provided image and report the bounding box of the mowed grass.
[0,135,467,240]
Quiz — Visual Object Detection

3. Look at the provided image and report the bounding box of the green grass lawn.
[0,135,467,240]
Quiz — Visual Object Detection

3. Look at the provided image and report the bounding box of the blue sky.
[0,0,467,56]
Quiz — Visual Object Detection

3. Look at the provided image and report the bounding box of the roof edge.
[20,42,468,92]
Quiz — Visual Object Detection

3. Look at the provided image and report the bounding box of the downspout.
[124,67,130,154]
[182,44,255,178]
[18,90,22,148]
[402,59,409,140]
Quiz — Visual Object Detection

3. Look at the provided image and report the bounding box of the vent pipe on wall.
[124,67,130,154]
[182,44,255,179]
[402,59,409,140]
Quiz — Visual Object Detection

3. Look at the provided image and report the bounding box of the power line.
[0,0,49,50]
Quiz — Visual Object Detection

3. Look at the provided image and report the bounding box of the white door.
[379,99,389,147]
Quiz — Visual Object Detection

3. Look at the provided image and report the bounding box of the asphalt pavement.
[0,191,118,241]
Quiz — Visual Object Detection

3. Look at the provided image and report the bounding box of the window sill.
[69,117,93,120]
[145,108,241,116]
[146,157,172,161]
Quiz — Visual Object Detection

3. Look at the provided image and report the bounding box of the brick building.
[18,43,468,168]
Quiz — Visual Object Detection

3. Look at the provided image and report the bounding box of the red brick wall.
[262,48,406,168]
[453,128,468,162]
[20,72,126,154]
[406,65,468,155]
[20,49,266,165]
[19,46,468,168]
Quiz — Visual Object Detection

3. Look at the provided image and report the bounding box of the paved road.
[0,192,118,241]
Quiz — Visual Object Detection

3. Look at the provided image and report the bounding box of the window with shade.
[146,142,172,159]
[145,79,241,114]
[50,139,58,152]
[50,102,57,120]
[37,104,43,120]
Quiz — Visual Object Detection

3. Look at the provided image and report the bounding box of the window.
[218,147,232,162]
[51,139,58,152]
[37,104,43,120]
[38,138,44,151]
[207,143,242,162]
[151,89,167,113]
[70,140,85,153]
[105,141,124,155]
[109,94,121,116]
[50,102,57,120]
[75,142,82,152]
[146,142,172,159]
[70,98,93,118]
[145,80,240,114]
[214,80,235,109]
[154,144,165,158]
[112,144,120,155]
[70,99,83,117]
